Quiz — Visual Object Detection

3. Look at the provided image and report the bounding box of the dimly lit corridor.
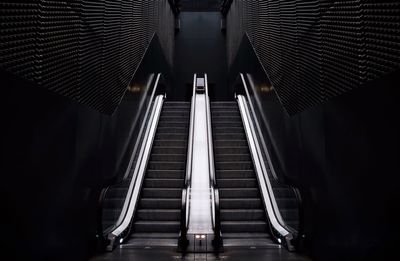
[1,1,399,261]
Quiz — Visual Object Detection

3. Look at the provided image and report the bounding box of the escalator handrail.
[240,73,302,235]
[180,74,197,245]
[204,74,221,241]
[237,93,293,247]
[106,93,165,250]
[98,73,159,236]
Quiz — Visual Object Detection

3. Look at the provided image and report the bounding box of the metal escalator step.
[214,153,251,162]
[220,198,263,209]
[213,133,246,140]
[158,121,189,128]
[221,221,268,233]
[142,188,183,198]
[143,178,184,188]
[151,146,186,154]
[153,140,187,147]
[211,116,242,122]
[212,127,245,134]
[214,140,248,147]
[139,198,181,209]
[215,161,253,170]
[147,161,185,170]
[222,232,271,239]
[156,127,188,134]
[134,221,180,233]
[219,188,259,198]
[150,154,186,162]
[146,170,185,179]
[136,209,181,221]
[211,111,240,117]
[214,146,250,154]
[212,121,243,128]
[217,170,255,179]
[217,178,258,188]
[155,133,188,140]
[221,209,265,221]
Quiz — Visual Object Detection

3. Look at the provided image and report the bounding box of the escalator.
[211,101,272,245]
[211,100,300,247]
[102,99,190,249]
[128,102,190,246]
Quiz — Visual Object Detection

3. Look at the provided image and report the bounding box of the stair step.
[219,188,259,198]
[212,116,241,122]
[213,133,246,140]
[153,140,187,147]
[222,233,271,239]
[156,127,188,134]
[139,198,181,209]
[146,170,185,179]
[212,127,245,134]
[151,146,186,154]
[161,111,190,117]
[214,154,252,162]
[158,121,189,128]
[136,209,180,221]
[144,178,184,188]
[214,140,248,147]
[212,111,240,117]
[221,209,265,221]
[220,198,263,209]
[215,161,253,170]
[142,188,183,198]
[221,221,268,233]
[218,178,258,188]
[216,170,255,178]
[149,154,186,162]
[212,122,243,128]
[134,221,180,233]
[214,146,250,154]
[147,161,185,170]
[155,133,188,140]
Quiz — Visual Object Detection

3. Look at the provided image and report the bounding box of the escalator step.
[221,221,268,233]
[214,146,250,154]
[136,209,181,221]
[147,161,185,170]
[151,146,186,154]
[143,178,184,188]
[139,198,181,209]
[221,209,265,221]
[134,221,180,233]
[142,188,182,198]
[219,188,259,198]
[153,140,187,147]
[146,170,185,179]
[215,161,253,170]
[216,170,255,178]
[214,140,248,147]
[218,178,258,188]
[220,198,263,209]
[215,154,251,162]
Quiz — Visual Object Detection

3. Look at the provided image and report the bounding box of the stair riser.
[134,223,180,233]
[218,179,258,188]
[151,147,187,154]
[219,189,259,198]
[146,170,184,179]
[220,199,263,209]
[216,170,255,178]
[221,210,265,221]
[148,162,185,170]
[221,223,268,233]
[144,179,184,188]
[139,199,181,209]
[216,162,253,170]
[136,211,181,221]
[142,189,182,198]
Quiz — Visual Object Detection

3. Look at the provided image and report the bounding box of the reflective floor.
[92,247,311,261]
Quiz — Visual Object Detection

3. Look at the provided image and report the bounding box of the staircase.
[211,101,273,246]
[127,101,190,246]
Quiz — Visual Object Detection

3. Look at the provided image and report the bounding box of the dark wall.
[173,12,229,101]
[232,36,400,261]
[0,36,171,260]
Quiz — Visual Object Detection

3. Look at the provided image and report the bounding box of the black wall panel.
[0,0,175,114]
[226,0,400,114]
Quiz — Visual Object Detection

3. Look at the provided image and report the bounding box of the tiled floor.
[92,246,311,261]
